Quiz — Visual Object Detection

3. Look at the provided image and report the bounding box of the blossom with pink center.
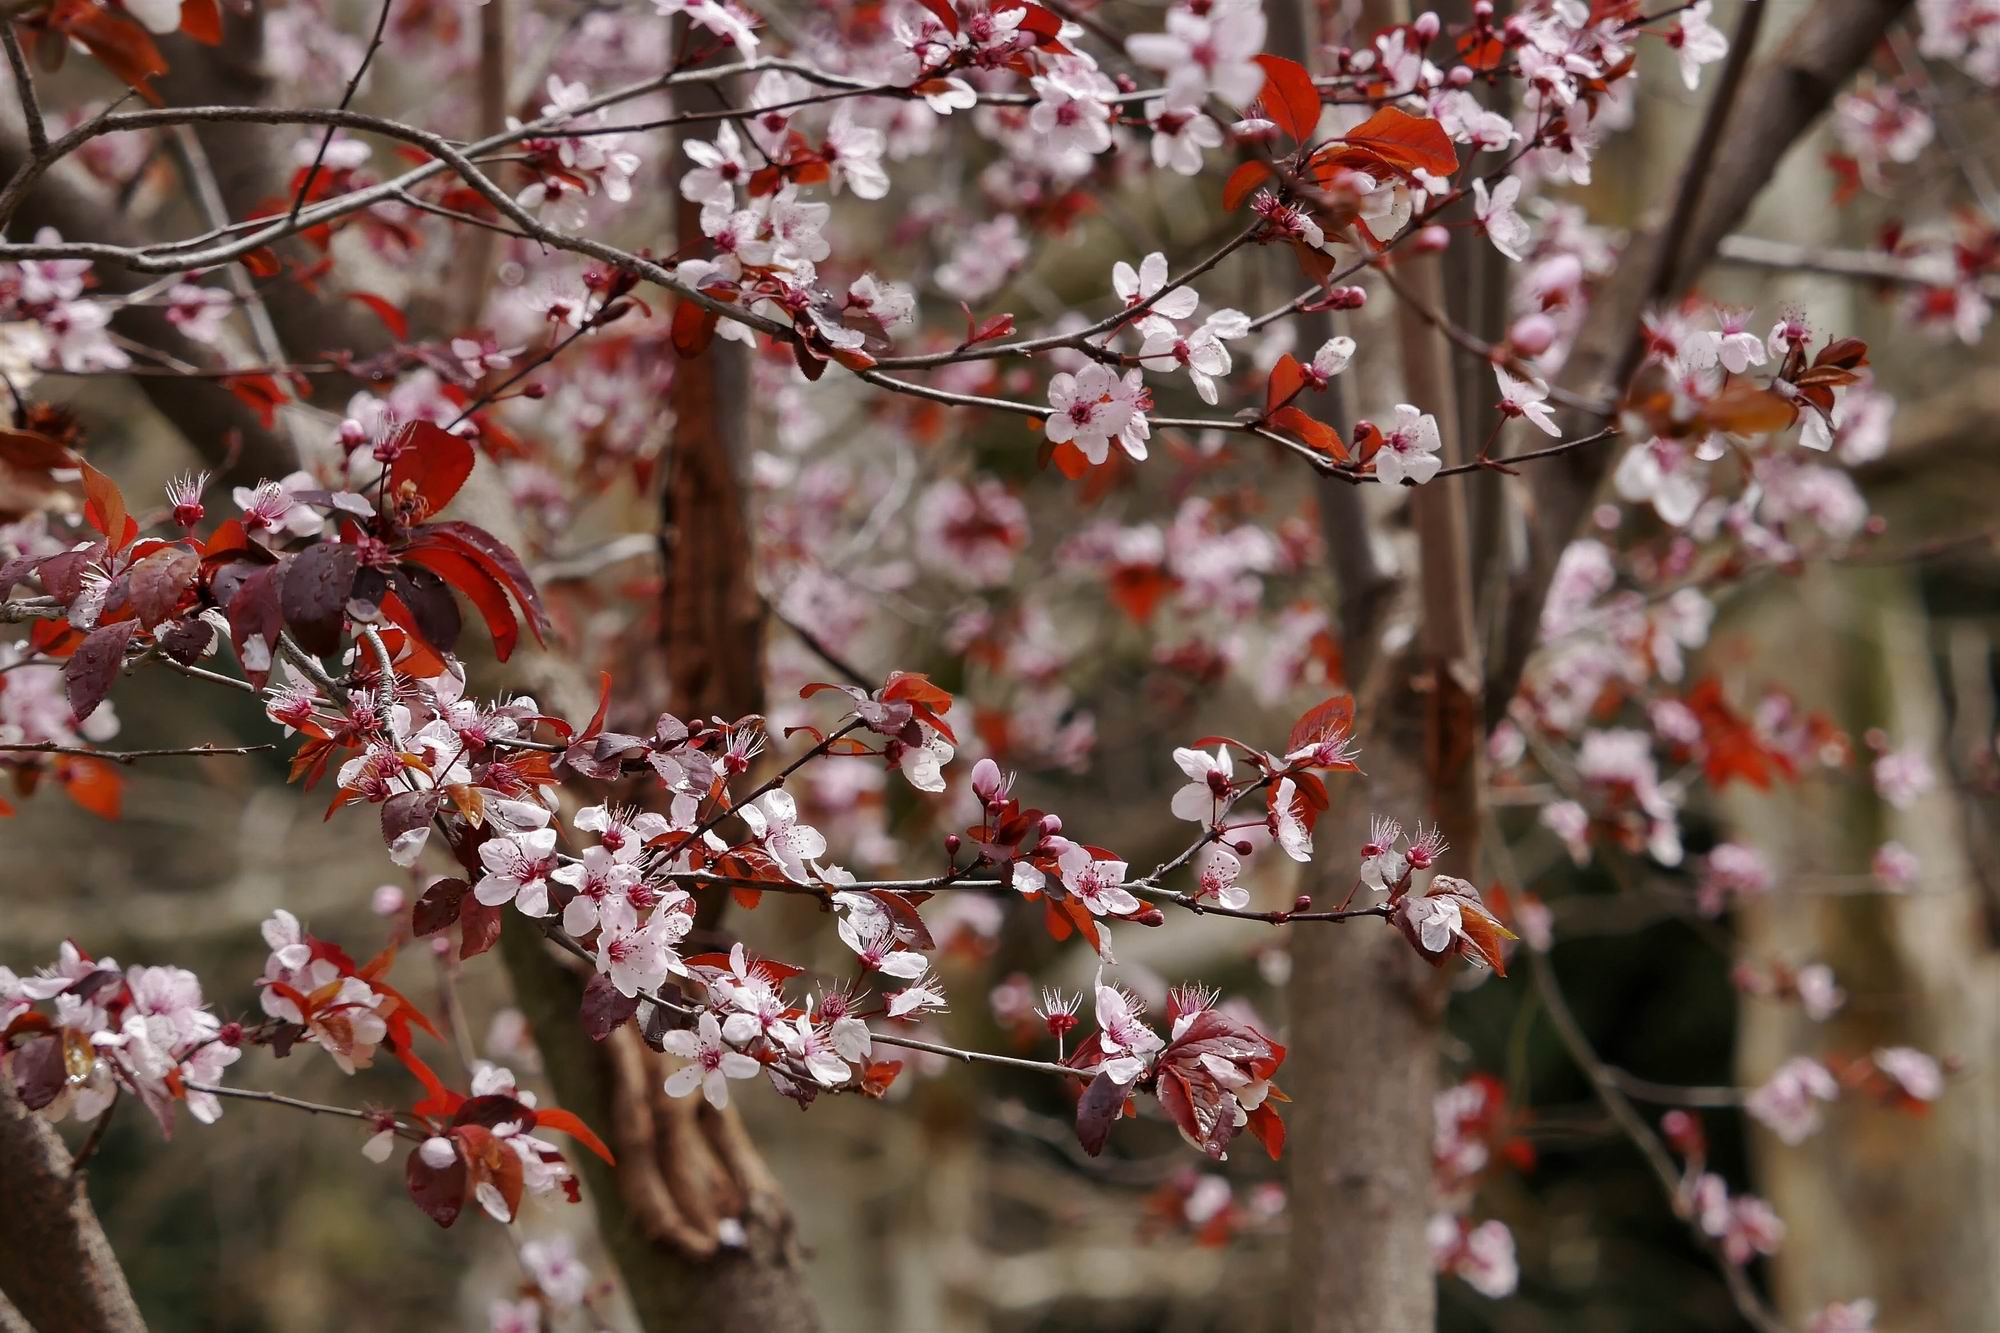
[662,1012,761,1108]
[1057,843,1138,917]
[1169,744,1233,823]
[1372,405,1443,486]
[1045,364,1138,466]
[473,827,564,917]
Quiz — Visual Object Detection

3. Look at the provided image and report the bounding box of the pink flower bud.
[1508,313,1557,357]
[218,1021,243,1047]
[1293,894,1313,911]
[971,756,1004,804]
[1412,225,1451,255]
[1412,12,1440,42]
[418,1135,457,1170]
[1135,907,1165,927]
[339,418,368,447]
[1040,813,1062,836]
[944,833,962,856]
[1448,65,1474,88]
[1327,285,1367,311]
[1232,840,1255,856]
[371,885,406,917]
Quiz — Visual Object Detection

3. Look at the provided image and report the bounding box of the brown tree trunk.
[1288,697,1448,1333]
[0,1083,147,1332]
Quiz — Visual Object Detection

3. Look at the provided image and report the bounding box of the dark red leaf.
[126,546,198,629]
[65,620,137,721]
[10,1034,66,1111]
[412,876,468,937]
[580,972,639,1041]
[459,898,502,959]
[280,542,360,657]
[1074,1070,1126,1157]
[346,291,410,340]
[405,1143,468,1228]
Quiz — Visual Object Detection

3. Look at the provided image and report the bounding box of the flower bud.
[1412,225,1451,255]
[1327,284,1367,311]
[1040,813,1062,836]
[1135,907,1165,927]
[418,1135,458,1170]
[217,1021,243,1047]
[1448,65,1474,88]
[971,756,1004,804]
[1412,12,1440,42]
[339,418,368,448]
[371,884,406,917]
[1293,895,1313,912]
[1508,313,1557,357]
[944,833,962,857]
[1232,840,1255,856]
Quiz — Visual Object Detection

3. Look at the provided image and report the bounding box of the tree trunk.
[0,1083,147,1332]
[1288,695,1447,1333]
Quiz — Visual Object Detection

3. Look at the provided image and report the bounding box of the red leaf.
[1254,54,1321,142]
[50,0,167,99]
[223,373,288,428]
[1222,160,1273,212]
[61,757,123,820]
[1336,106,1458,178]
[177,0,221,44]
[387,421,475,515]
[671,301,720,358]
[1286,694,1355,759]
[530,1107,615,1165]
[912,0,958,33]
[401,547,520,661]
[346,291,410,340]
[64,620,137,721]
[1265,353,1307,415]
[1268,405,1348,459]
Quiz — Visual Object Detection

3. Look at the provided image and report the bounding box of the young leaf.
[1254,54,1322,143]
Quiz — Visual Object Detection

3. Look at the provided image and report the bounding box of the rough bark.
[499,919,820,1332]
[1287,685,1450,1333]
[0,1081,147,1332]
